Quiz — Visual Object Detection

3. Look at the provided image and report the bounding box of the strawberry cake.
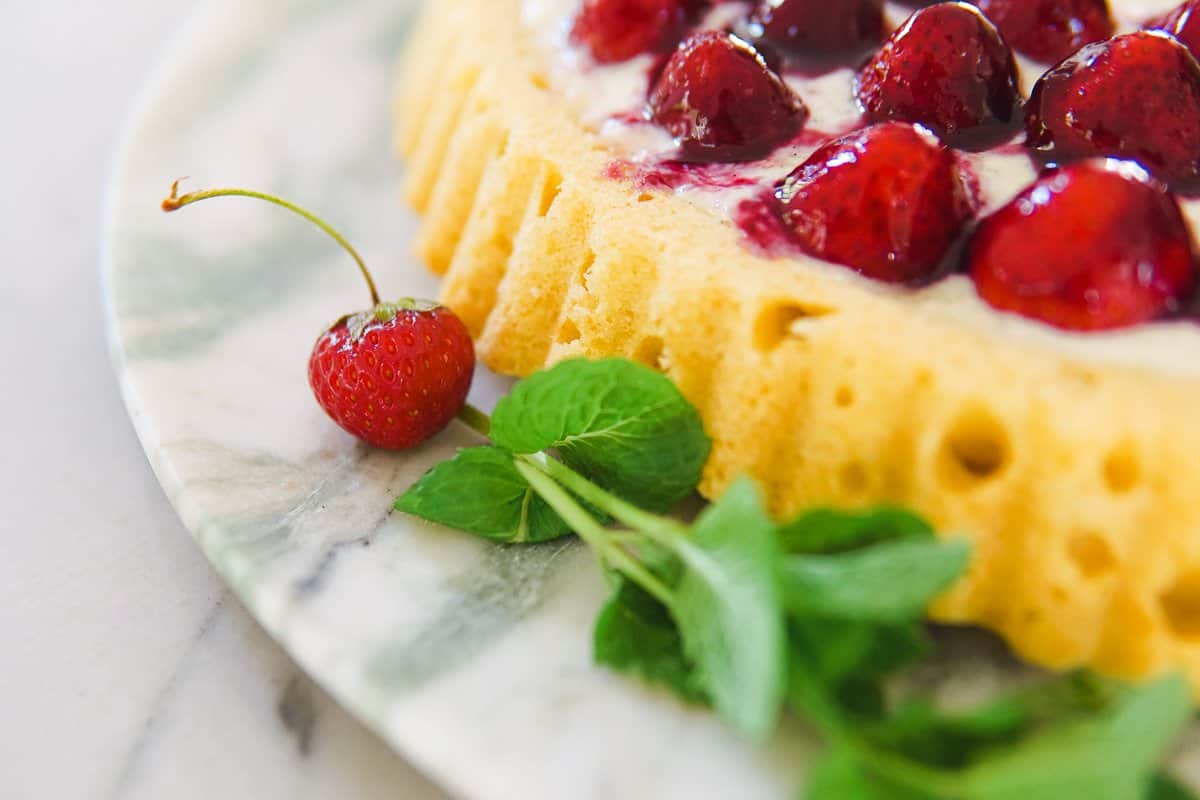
[395,0,1200,688]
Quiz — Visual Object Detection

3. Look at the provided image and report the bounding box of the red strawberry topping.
[649,31,809,161]
[308,302,476,450]
[749,0,885,55]
[967,160,1196,331]
[1025,31,1200,188]
[772,122,973,283]
[571,0,696,63]
[856,2,1021,146]
[972,0,1114,64]
[1148,0,1200,62]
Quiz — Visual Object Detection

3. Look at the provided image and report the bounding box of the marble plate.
[102,1,815,797]
[102,1,1200,796]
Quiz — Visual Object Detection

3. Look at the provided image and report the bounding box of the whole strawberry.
[966,159,1196,331]
[973,0,1113,64]
[1025,31,1200,187]
[309,302,474,449]
[162,182,476,450]
[856,2,1021,146]
[771,122,974,283]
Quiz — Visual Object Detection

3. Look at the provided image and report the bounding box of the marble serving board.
[102,1,816,797]
[102,1,1200,797]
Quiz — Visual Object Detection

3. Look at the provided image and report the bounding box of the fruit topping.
[1024,31,1200,188]
[308,303,476,450]
[972,0,1114,64]
[772,122,973,283]
[1147,0,1200,62]
[649,31,809,161]
[571,0,697,64]
[967,160,1196,331]
[162,182,477,449]
[748,0,885,56]
[856,2,1021,146]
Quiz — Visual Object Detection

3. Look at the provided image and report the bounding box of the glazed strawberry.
[967,160,1196,331]
[973,0,1114,63]
[1148,0,1200,62]
[162,183,476,450]
[772,122,973,283]
[1025,31,1200,187]
[856,3,1021,145]
[571,0,695,63]
[649,31,808,161]
[749,0,885,55]
[308,302,475,449]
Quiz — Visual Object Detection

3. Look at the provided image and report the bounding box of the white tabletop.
[0,4,448,797]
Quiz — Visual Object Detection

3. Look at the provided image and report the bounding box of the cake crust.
[396,0,1200,687]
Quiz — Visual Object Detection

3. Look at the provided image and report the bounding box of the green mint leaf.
[789,619,929,720]
[864,698,1028,770]
[1148,774,1199,800]
[779,507,934,555]
[780,539,971,623]
[394,447,570,543]
[807,748,938,800]
[963,674,1193,800]
[669,478,786,739]
[489,358,712,511]
[593,576,708,705]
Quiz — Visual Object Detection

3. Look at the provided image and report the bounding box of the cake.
[395,0,1200,689]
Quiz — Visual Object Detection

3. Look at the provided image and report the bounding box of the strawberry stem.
[456,403,491,436]
[162,180,381,307]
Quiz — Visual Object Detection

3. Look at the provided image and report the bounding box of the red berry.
[308,302,475,450]
[571,0,695,63]
[1025,31,1200,187]
[856,3,1021,145]
[773,122,973,283]
[973,0,1113,63]
[649,31,809,162]
[1148,0,1200,62]
[967,160,1196,331]
[749,0,885,55]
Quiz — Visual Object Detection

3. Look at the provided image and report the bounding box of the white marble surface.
[0,4,446,798]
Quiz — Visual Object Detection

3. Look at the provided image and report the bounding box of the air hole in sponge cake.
[1102,442,1141,494]
[633,336,666,370]
[835,386,855,408]
[937,406,1011,489]
[557,318,581,345]
[752,302,835,351]
[1067,531,1118,578]
[1160,571,1200,639]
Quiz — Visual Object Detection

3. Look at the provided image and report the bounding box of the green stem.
[851,744,968,797]
[514,460,675,608]
[533,456,688,544]
[456,403,491,437]
[162,182,381,307]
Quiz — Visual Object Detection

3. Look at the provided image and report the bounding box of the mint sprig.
[394,357,1197,798]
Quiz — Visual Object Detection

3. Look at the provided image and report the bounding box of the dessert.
[394,0,1200,688]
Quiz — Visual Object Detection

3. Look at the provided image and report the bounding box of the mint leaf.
[593,577,707,704]
[865,699,1028,770]
[395,447,569,542]
[963,675,1193,800]
[780,539,971,623]
[489,358,711,511]
[669,478,786,739]
[807,748,937,800]
[779,507,934,555]
[789,619,929,719]
[1149,774,1199,800]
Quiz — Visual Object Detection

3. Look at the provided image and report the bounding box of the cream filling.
[522,0,1200,379]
